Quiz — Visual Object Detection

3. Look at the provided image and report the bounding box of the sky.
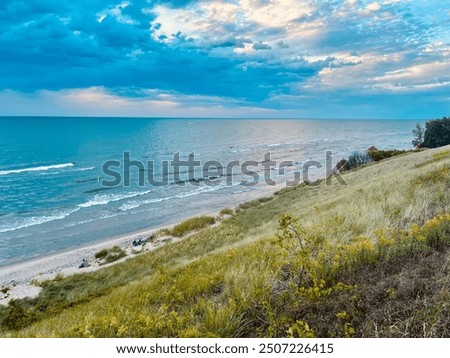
[0,0,449,119]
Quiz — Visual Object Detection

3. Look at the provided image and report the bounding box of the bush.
[423,117,450,148]
[94,249,108,259]
[103,246,126,264]
[338,149,409,172]
[345,151,373,170]
[368,149,408,162]
[335,158,348,171]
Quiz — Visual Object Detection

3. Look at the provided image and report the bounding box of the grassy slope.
[1,146,450,337]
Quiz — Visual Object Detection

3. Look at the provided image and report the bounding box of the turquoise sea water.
[0,117,421,265]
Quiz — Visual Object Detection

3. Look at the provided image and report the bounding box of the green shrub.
[345,151,373,170]
[368,149,408,162]
[336,158,348,171]
[94,249,108,259]
[103,246,126,264]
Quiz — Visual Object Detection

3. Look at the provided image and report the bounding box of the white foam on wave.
[0,163,75,175]
[78,190,152,208]
[119,195,175,211]
[73,166,95,172]
[39,171,60,176]
[119,202,141,211]
[0,207,80,234]
[231,148,251,153]
[118,184,228,212]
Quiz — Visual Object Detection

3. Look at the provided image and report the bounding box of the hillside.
[1,145,450,337]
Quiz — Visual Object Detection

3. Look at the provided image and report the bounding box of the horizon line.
[0,115,432,121]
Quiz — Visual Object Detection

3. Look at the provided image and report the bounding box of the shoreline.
[0,224,165,305]
[0,179,294,305]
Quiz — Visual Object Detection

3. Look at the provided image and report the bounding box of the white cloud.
[0,88,277,117]
[150,2,240,43]
[299,52,404,91]
[371,61,450,91]
[366,2,382,12]
[303,53,450,93]
[238,0,315,28]
[374,61,450,82]
[150,0,324,54]
[97,1,137,25]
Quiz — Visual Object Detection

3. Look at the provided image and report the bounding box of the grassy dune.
[1,146,450,337]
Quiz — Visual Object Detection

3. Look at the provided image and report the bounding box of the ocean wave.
[74,166,95,171]
[0,163,75,176]
[0,208,80,234]
[58,211,125,229]
[118,185,228,212]
[78,190,152,208]
[119,202,141,211]
[119,196,173,211]
[39,171,60,176]
[231,148,251,153]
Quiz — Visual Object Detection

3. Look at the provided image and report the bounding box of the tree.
[412,123,424,148]
[423,117,450,148]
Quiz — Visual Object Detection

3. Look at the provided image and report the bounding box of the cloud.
[0,0,449,118]
[252,42,272,50]
[365,2,382,12]
[0,87,277,117]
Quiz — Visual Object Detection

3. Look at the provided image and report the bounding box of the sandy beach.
[0,224,180,305]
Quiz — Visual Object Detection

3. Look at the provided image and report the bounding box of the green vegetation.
[160,216,217,238]
[1,145,450,337]
[368,148,409,162]
[338,148,410,171]
[236,196,274,211]
[219,208,234,216]
[414,117,450,149]
[423,117,450,148]
[346,151,373,169]
[103,246,126,264]
[94,246,126,265]
[94,249,108,260]
[412,123,425,148]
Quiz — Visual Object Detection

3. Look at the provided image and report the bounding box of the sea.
[0,117,422,266]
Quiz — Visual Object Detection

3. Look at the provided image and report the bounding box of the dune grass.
[162,216,217,238]
[1,145,450,337]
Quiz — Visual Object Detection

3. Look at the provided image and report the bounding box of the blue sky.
[0,0,449,118]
